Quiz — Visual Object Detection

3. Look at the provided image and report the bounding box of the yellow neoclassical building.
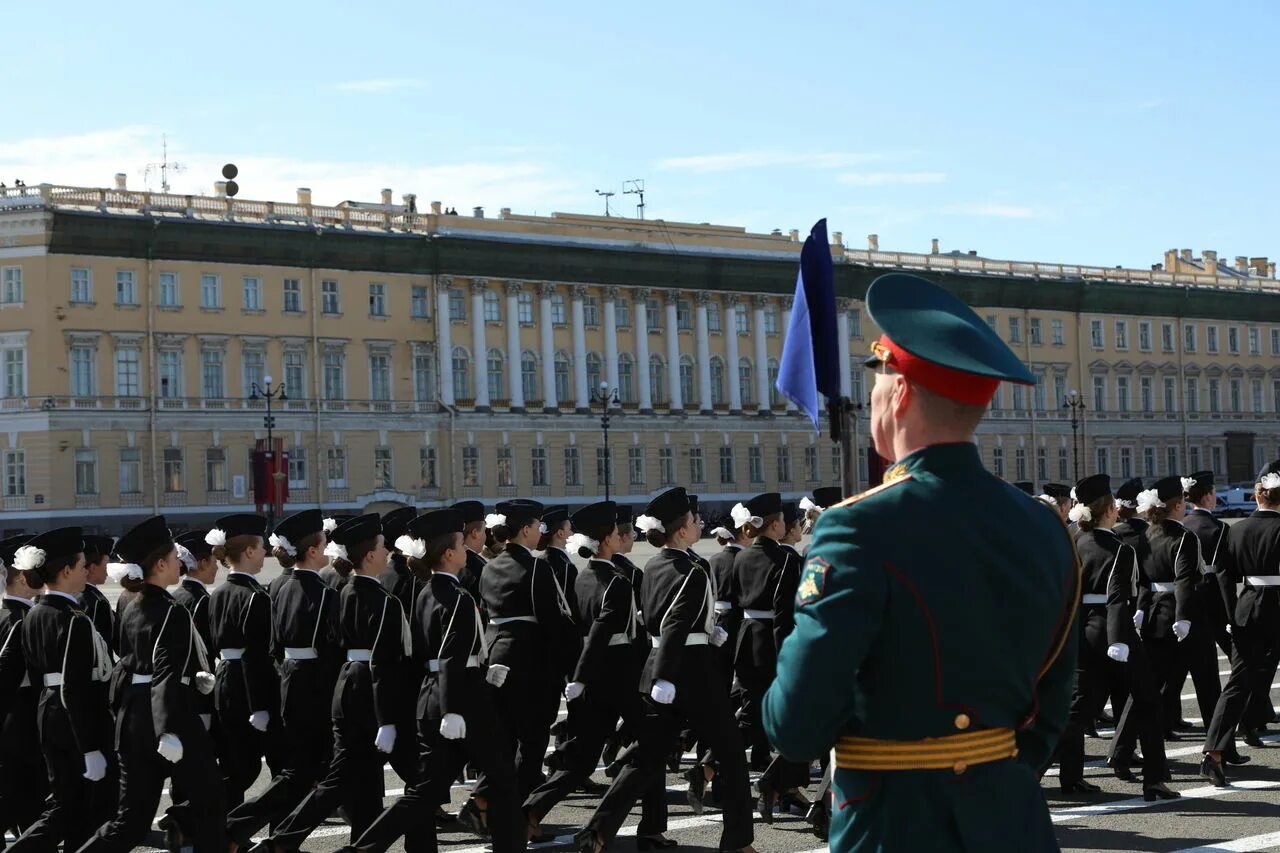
[0,178,1278,534]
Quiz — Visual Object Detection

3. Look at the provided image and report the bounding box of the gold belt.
[834,728,1017,773]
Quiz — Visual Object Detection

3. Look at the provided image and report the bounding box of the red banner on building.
[252,438,289,517]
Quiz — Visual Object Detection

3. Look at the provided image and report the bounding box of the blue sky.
[3,0,1277,268]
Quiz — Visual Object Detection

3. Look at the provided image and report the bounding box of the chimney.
[770,228,782,237]
[968,250,978,256]
[1251,257,1269,276]
[473,206,485,218]
[1180,248,1193,261]
[789,229,800,242]
[214,181,227,197]
[381,188,393,205]
[402,193,416,207]
[1203,250,1218,276]
[931,238,940,254]
[430,200,442,215]
[1236,256,1249,274]
[867,234,879,251]
[831,231,843,246]
[1151,263,1164,272]
[296,187,312,205]
[1164,249,1179,269]
[1270,262,1277,279]
[499,207,511,218]
[114,172,127,190]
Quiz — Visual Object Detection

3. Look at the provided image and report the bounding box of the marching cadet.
[172,531,217,724]
[256,513,422,852]
[763,273,1078,852]
[205,513,274,808]
[81,515,224,853]
[319,514,356,591]
[800,486,843,538]
[729,492,808,818]
[1041,483,1073,521]
[1202,461,1280,785]
[686,496,711,570]
[709,511,749,696]
[226,510,341,851]
[480,499,578,800]
[779,502,805,555]
[524,502,671,848]
[1057,476,1176,800]
[350,509,524,853]
[0,534,46,846]
[611,506,643,600]
[378,506,422,616]
[603,506,646,772]
[540,505,578,615]
[80,535,117,654]
[1,528,112,852]
[451,500,489,607]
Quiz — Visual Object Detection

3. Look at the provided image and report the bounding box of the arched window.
[649,354,667,404]
[554,351,572,403]
[451,347,470,399]
[618,353,634,403]
[521,351,539,402]
[767,357,780,407]
[586,352,603,394]
[679,355,696,406]
[487,348,505,402]
[482,290,501,323]
[710,356,725,406]
[739,357,754,405]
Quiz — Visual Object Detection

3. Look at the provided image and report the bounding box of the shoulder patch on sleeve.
[831,474,914,510]
[797,557,831,606]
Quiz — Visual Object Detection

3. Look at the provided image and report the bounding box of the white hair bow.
[323,541,348,562]
[1069,487,1078,502]
[1067,504,1093,524]
[394,535,426,560]
[565,533,599,556]
[1180,476,1196,492]
[322,517,337,533]
[1261,473,1280,491]
[710,526,733,539]
[635,515,665,534]
[204,528,227,547]
[539,522,549,536]
[799,496,820,513]
[13,546,45,574]
[106,561,143,582]
[268,533,296,557]
[1035,494,1057,510]
[484,513,507,530]
[1115,499,1135,509]
[175,543,196,571]
[1136,489,1161,514]
[730,503,762,529]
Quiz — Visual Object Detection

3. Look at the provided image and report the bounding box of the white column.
[538,283,557,412]
[781,296,796,413]
[695,293,712,413]
[726,295,742,413]
[436,277,454,405]
[603,286,620,405]
[505,281,524,410]
[571,285,589,412]
[753,295,770,413]
[665,292,683,411]
[634,288,652,412]
[837,298,852,399]
[470,279,490,409]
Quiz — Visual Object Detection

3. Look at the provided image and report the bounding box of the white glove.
[374,724,397,754]
[1173,620,1191,642]
[248,710,269,732]
[650,679,676,705]
[485,663,510,688]
[83,750,107,782]
[194,671,215,695]
[1133,610,1145,631]
[1226,623,1233,635]
[710,626,729,647]
[157,733,184,764]
[564,681,585,701]
[1106,643,1130,663]
[440,713,467,740]
[199,714,212,730]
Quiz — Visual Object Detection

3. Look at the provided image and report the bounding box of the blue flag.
[776,218,840,429]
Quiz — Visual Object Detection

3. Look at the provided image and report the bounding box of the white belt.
[651,632,709,648]
[1081,594,1107,605]
[608,633,632,646]
[219,648,245,661]
[42,673,62,687]
[713,601,733,613]
[346,649,372,662]
[1246,576,1280,587]
[742,609,774,620]
[1151,582,1176,593]
[428,655,481,672]
[490,615,538,626]
[130,673,187,685]
[284,647,318,660]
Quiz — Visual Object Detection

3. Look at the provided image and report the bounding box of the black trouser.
[586,676,753,851]
[0,697,47,846]
[1205,620,1280,752]
[214,660,266,808]
[1242,646,1280,731]
[734,659,775,767]
[1108,641,1169,782]
[354,676,520,853]
[490,667,561,799]
[524,680,666,834]
[9,734,99,852]
[1164,619,1222,726]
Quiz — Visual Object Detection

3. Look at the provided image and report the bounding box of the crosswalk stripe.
[1171,830,1280,852]
[1041,732,1280,777]
[1050,779,1280,823]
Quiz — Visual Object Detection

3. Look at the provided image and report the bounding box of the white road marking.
[1171,831,1280,852]
[1042,733,1280,778]
[1050,779,1280,823]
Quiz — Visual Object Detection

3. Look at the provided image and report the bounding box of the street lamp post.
[592,380,620,502]
[1063,389,1086,483]
[249,375,287,532]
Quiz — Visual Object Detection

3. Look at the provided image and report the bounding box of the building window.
[70,267,92,303]
[3,347,24,398]
[285,351,306,399]
[563,447,581,487]
[1092,376,1106,412]
[706,302,722,333]
[241,349,265,397]
[530,447,547,487]
[323,351,345,400]
[68,345,95,396]
[615,298,631,328]
[735,304,750,335]
[116,270,137,305]
[804,446,819,482]
[583,296,599,327]
[646,298,661,331]
[1058,447,1068,481]
[992,446,1004,478]
[586,353,602,394]
[764,305,779,335]
[462,446,480,487]
[1114,320,1128,350]
[410,285,429,319]
[322,280,341,315]
[200,274,221,308]
[676,299,692,330]
[719,446,735,484]
[2,267,23,304]
[3,450,24,497]
[710,357,725,406]
[1252,379,1263,414]
[119,448,140,494]
[1164,377,1177,412]
[289,447,308,488]
[325,447,348,488]
[517,292,534,324]
[1139,321,1151,351]
[1189,446,1201,473]
[1114,376,1128,412]
[1140,376,1152,412]
[748,446,763,483]
[201,349,224,398]
[448,288,465,321]
[367,282,387,317]
[768,358,780,407]
[482,290,501,323]
[451,348,470,399]
[1184,324,1197,353]
[284,278,302,313]
[74,449,97,495]
[372,448,394,489]
[1014,446,1027,480]
[496,447,514,488]
[1029,317,1042,345]
[1052,319,1065,346]
[986,315,998,331]
[1171,446,1183,475]
[1228,327,1240,355]
[1230,378,1242,413]
[990,384,1002,412]
[1095,447,1109,476]
[163,448,184,492]
[738,358,753,405]
[689,447,705,484]
[1186,378,1199,412]
[1011,384,1025,411]
[649,355,666,405]
[1008,317,1021,344]
[1033,371,1046,411]
[1090,319,1103,348]
[1120,446,1133,478]
[595,447,611,488]
[1053,374,1066,409]
[852,369,866,409]
[205,448,226,492]
[1208,378,1220,413]
[551,293,567,325]
[554,352,571,403]
[414,447,435,489]
[1272,328,1280,356]
[159,350,182,398]
[1036,446,1048,482]
[243,276,262,310]
[370,353,392,401]
[486,349,505,402]
[159,272,179,307]
[658,447,674,485]
[617,354,634,404]
[521,351,539,402]
[110,347,138,397]
[1207,326,1219,354]
[1143,446,1156,478]
[679,356,696,407]
[1250,327,1261,356]
[1162,323,1175,352]
[849,306,863,338]
[776,446,792,483]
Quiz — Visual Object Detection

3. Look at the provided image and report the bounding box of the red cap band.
[876,334,1002,406]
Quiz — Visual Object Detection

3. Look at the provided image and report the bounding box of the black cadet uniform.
[172,530,216,725]
[81,515,225,853]
[450,501,488,608]
[543,505,579,619]
[708,533,743,694]
[1174,476,1233,728]
[355,509,524,853]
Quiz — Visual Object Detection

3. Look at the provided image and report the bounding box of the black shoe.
[755,778,777,825]
[1173,719,1197,731]
[1164,730,1180,742]
[1243,729,1266,748]
[1200,755,1228,787]
[1096,711,1116,727]
[666,749,682,774]
[805,800,829,841]
[457,798,490,839]
[572,828,603,853]
[157,814,187,853]
[577,778,610,796]
[636,836,678,850]
[684,765,707,814]
[1059,780,1102,794]
[1084,723,1099,738]
[601,737,620,767]
[435,807,456,826]
[1108,755,1140,783]
[1143,782,1180,801]
[605,759,624,779]
[1224,750,1252,765]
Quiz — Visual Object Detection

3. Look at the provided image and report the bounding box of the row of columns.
[436,276,850,414]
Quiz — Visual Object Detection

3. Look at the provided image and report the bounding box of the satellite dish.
[222,163,239,180]
[225,180,240,198]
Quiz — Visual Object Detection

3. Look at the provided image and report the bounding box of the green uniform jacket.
[763,442,1079,853]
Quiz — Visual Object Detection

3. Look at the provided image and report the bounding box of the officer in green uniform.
[763,273,1080,853]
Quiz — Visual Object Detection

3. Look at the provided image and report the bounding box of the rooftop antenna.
[143,134,186,192]
[595,189,615,217]
[623,179,646,219]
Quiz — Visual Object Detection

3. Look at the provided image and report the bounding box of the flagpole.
[828,396,857,498]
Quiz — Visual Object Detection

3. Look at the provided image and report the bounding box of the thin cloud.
[1137,97,1170,111]
[336,78,428,93]
[838,171,947,187]
[656,150,888,173]
[942,203,1037,219]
